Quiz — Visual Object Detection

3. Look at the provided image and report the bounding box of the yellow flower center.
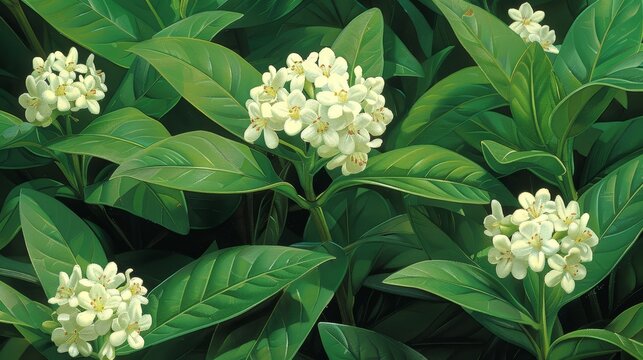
[316,120,329,134]
[55,85,67,96]
[90,297,105,312]
[65,62,76,72]
[289,106,301,120]
[250,116,268,130]
[349,153,367,166]
[290,61,304,75]
[336,90,348,103]
[126,321,140,334]
[528,234,542,250]
[64,329,79,344]
[320,64,332,77]
[56,285,73,298]
[263,85,277,98]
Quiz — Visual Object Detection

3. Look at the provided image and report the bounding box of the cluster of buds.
[484,188,598,293]
[243,47,393,175]
[47,262,150,359]
[18,47,107,127]
[508,2,559,54]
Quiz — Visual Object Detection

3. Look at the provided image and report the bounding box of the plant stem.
[3,0,46,57]
[538,279,550,360]
[144,0,166,28]
[556,141,578,201]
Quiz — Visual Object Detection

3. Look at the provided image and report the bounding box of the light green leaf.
[481,140,566,177]
[0,255,38,284]
[154,10,242,38]
[117,246,333,353]
[318,322,427,360]
[384,260,536,326]
[548,329,643,360]
[48,108,170,163]
[185,0,303,28]
[84,177,189,235]
[0,280,51,328]
[332,8,384,78]
[431,0,527,100]
[19,189,108,298]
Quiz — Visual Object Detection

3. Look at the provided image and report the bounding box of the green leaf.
[509,43,561,148]
[318,322,427,360]
[0,255,38,284]
[548,329,643,360]
[0,179,75,251]
[0,280,51,328]
[22,0,157,67]
[554,0,643,93]
[84,177,189,235]
[322,145,513,206]
[48,108,170,163]
[118,246,333,353]
[111,131,297,197]
[185,0,303,28]
[560,156,643,306]
[384,260,536,326]
[431,0,527,100]
[254,192,289,245]
[185,192,241,229]
[332,8,384,78]
[154,10,242,38]
[19,189,108,298]
[481,140,566,177]
[393,67,505,148]
[382,27,423,79]
[114,250,193,289]
[467,311,538,356]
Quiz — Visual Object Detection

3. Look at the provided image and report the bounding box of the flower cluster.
[507,2,559,54]
[243,47,392,175]
[48,262,150,359]
[484,188,599,293]
[18,47,107,127]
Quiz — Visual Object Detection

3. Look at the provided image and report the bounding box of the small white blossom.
[528,25,559,54]
[511,220,559,272]
[80,262,126,289]
[286,52,318,91]
[560,213,598,261]
[72,75,105,114]
[86,54,107,92]
[77,284,123,326]
[364,95,393,136]
[354,66,384,107]
[545,248,587,293]
[272,90,318,136]
[109,300,152,350]
[484,200,511,236]
[250,65,289,103]
[98,341,116,360]
[488,234,528,279]
[52,47,87,80]
[300,103,342,148]
[337,113,371,154]
[51,312,97,357]
[120,268,149,305]
[42,76,81,112]
[508,2,544,34]
[18,75,52,126]
[244,100,283,149]
[31,53,55,81]
[322,139,382,176]
[316,74,367,121]
[48,265,82,308]
[551,195,580,232]
[512,188,556,224]
[308,47,349,89]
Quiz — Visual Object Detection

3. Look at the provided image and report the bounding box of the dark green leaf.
[548,329,643,359]
[481,140,566,177]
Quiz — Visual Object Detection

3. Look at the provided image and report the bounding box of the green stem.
[538,279,550,360]
[3,0,46,57]
[144,0,166,28]
[556,141,578,202]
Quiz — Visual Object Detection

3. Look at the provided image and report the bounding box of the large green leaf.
[560,156,642,307]
[554,0,643,93]
[48,108,170,163]
[393,67,505,148]
[548,328,643,359]
[481,140,566,177]
[116,246,333,353]
[431,0,527,100]
[0,280,51,328]
[321,145,513,206]
[22,0,156,67]
[382,27,423,79]
[154,10,242,38]
[384,260,536,326]
[318,322,427,360]
[84,177,189,235]
[332,8,384,78]
[111,131,298,198]
[19,189,108,298]
[184,0,303,28]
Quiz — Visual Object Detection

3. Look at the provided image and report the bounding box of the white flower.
[508,2,544,34]
[560,213,598,261]
[337,113,371,154]
[42,76,81,112]
[545,248,587,294]
[98,341,116,360]
[48,265,82,308]
[488,234,528,279]
[31,53,55,81]
[77,284,123,326]
[80,262,126,289]
[272,90,318,136]
[323,139,382,176]
[300,103,342,148]
[51,312,97,357]
[244,100,283,149]
[52,47,87,80]
[512,188,556,224]
[528,25,559,54]
[551,195,580,232]
[120,269,149,305]
[250,65,289,103]
[86,54,107,92]
[109,300,152,350]
[18,75,52,126]
[511,220,559,272]
[72,75,105,114]
[484,200,509,236]
[316,74,367,121]
[354,66,384,106]
[286,52,318,91]
[308,47,349,89]
[364,95,393,136]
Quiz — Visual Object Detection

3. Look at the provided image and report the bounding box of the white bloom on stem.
[31,53,55,81]
[484,200,507,236]
[323,139,382,176]
[120,268,149,305]
[560,213,598,261]
[272,90,318,136]
[244,100,282,149]
[300,103,342,148]
[86,54,107,92]
[18,75,52,125]
[109,300,152,350]
[337,113,371,154]
[512,188,556,224]
[354,66,384,106]
[98,341,116,360]
[286,52,318,91]
[308,47,349,89]
[52,47,87,80]
[72,75,105,114]
[42,76,81,112]
[250,65,289,103]
[48,265,82,308]
[80,262,126,289]
[77,284,122,326]
[363,95,393,136]
[316,74,367,121]
[488,234,528,279]
[528,25,559,54]
[511,220,559,272]
[545,248,587,294]
[51,312,97,357]
[551,195,580,232]
[508,2,544,34]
